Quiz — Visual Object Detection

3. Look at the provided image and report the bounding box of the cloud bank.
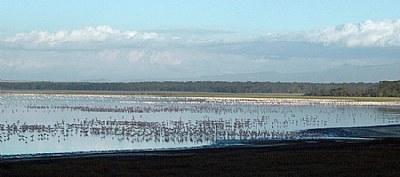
[3,19,400,50]
[5,25,158,43]
[269,19,400,47]
[1,19,400,81]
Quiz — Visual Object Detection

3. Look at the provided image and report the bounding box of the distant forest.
[0,81,399,97]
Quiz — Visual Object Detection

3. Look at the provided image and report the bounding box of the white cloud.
[0,57,49,72]
[4,25,159,49]
[97,49,120,62]
[149,51,182,65]
[268,19,400,47]
[3,20,400,51]
[1,26,240,51]
[127,50,145,63]
[118,50,182,65]
[1,21,400,81]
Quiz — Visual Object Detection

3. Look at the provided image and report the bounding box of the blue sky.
[2,0,399,35]
[1,1,400,81]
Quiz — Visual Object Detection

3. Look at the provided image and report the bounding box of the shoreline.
[2,91,400,107]
[0,138,373,162]
[2,89,400,102]
[2,124,400,162]
[2,138,400,177]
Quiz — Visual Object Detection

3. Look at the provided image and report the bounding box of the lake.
[1,94,400,155]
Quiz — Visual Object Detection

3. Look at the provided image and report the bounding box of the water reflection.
[0,94,399,155]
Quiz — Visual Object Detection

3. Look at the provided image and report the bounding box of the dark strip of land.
[1,80,399,97]
[1,138,400,177]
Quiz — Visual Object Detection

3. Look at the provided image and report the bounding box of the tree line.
[0,81,399,97]
[377,81,400,97]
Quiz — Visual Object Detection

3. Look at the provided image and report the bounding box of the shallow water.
[1,94,399,155]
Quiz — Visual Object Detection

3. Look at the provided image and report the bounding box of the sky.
[0,0,400,81]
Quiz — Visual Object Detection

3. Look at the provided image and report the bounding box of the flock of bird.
[1,112,332,145]
[1,95,400,146]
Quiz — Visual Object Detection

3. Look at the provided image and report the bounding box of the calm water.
[1,94,400,155]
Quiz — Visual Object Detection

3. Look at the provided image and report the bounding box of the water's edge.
[2,124,399,162]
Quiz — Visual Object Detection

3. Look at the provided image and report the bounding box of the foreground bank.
[1,138,400,177]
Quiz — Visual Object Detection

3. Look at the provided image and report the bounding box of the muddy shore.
[1,138,400,177]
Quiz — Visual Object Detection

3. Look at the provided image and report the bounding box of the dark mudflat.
[1,138,400,177]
